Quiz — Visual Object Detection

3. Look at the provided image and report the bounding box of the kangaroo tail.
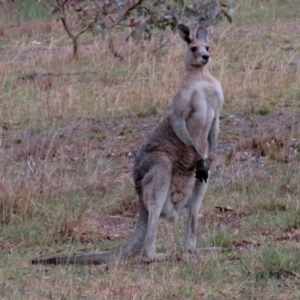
[31,200,148,265]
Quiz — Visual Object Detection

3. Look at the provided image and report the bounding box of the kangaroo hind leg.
[182,178,226,254]
[182,178,208,253]
[140,155,172,262]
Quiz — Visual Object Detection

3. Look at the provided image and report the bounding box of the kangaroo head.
[177,24,210,68]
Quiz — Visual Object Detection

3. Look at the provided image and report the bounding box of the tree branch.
[107,0,144,29]
[60,16,74,39]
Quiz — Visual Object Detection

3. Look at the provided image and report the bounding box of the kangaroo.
[31,24,224,265]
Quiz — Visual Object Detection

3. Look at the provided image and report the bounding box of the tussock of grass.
[253,246,300,280]
[237,132,290,162]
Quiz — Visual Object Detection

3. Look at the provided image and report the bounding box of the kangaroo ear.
[195,26,208,42]
[177,24,192,44]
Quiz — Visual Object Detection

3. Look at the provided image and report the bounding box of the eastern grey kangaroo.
[31,24,224,265]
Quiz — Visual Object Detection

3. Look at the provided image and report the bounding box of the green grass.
[19,0,49,21]
[236,0,300,25]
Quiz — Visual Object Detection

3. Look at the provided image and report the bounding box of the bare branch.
[74,24,91,40]
[57,0,69,6]
[107,0,144,29]
[92,0,103,10]
[60,15,74,39]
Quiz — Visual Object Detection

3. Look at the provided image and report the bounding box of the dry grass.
[1,0,300,299]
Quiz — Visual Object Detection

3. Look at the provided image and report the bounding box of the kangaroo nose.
[202,54,209,61]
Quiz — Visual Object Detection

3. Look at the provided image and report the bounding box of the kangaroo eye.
[206,46,210,52]
[191,46,197,52]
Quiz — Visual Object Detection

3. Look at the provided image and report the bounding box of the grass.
[19,0,49,22]
[1,0,300,298]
